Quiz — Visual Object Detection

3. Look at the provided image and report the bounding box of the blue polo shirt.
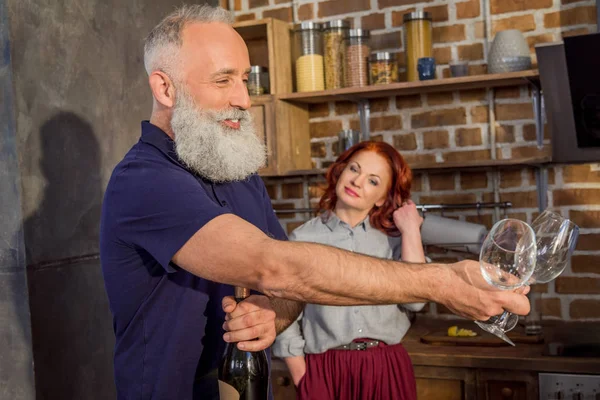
[100,121,287,400]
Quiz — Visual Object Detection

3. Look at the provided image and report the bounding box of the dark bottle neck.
[234,286,250,302]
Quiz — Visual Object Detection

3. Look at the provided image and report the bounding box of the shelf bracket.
[358,99,370,141]
[531,85,546,150]
[535,166,549,212]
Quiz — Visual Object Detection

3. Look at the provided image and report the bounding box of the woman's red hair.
[319,141,412,236]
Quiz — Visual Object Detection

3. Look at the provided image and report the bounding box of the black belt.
[332,340,381,351]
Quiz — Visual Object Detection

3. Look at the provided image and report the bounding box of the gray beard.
[171,88,266,182]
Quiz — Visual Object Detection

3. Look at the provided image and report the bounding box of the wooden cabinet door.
[476,370,538,400]
[414,365,477,400]
[248,96,277,175]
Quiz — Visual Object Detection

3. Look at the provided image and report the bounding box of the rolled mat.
[420,215,487,254]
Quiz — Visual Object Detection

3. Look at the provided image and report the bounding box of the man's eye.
[216,79,230,85]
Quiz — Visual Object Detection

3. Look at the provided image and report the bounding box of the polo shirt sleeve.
[110,164,226,272]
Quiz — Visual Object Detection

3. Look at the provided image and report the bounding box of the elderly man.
[100,4,530,400]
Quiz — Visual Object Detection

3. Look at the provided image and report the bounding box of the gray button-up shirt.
[272,212,425,358]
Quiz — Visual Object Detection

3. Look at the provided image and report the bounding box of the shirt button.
[221,201,227,206]
[358,328,363,333]
[349,231,354,236]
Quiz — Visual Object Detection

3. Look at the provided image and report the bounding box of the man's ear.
[149,71,176,108]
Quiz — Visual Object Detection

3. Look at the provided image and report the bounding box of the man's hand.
[439,260,531,321]
[222,295,277,352]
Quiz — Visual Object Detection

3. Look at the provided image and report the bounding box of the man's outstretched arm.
[173,214,530,321]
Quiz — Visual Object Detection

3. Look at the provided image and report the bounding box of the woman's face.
[335,150,393,213]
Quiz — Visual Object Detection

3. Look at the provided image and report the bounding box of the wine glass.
[474,219,537,345]
[529,209,579,284]
[502,209,579,333]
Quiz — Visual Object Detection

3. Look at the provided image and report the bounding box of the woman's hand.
[392,200,423,235]
[221,295,277,351]
[284,356,307,387]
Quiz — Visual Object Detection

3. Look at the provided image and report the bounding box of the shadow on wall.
[22,112,115,399]
[24,111,102,265]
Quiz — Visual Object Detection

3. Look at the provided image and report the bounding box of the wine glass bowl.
[479,219,537,290]
[529,210,579,284]
[475,219,537,346]
[517,210,579,336]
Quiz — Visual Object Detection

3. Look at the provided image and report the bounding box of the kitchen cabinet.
[476,370,538,400]
[248,96,276,175]
[414,367,538,400]
[415,365,476,400]
[247,95,311,176]
[234,19,312,176]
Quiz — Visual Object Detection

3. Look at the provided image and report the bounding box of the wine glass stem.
[496,310,510,328]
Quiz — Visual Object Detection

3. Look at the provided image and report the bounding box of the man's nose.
[229,79,251,110]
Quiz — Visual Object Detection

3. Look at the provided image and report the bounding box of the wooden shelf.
[259,156,551,178]
[409,156,551,172]
[277,70,539,104]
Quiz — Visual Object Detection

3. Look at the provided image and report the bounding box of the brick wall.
[232,0,600,321]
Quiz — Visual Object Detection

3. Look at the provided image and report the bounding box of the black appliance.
[536,32,600,163]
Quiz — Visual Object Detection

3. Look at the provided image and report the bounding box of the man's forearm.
[175,214,528,320]
[270,297,304,334]
[175,214,440,307]
[259,240,445,306]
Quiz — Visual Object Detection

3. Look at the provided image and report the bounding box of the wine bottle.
[218,287,269,400]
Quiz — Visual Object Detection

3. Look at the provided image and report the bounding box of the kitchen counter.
[271,318,600,399]
[403,317,600,375]
[272,317,600,374]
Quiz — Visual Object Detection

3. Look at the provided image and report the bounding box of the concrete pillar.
[2,0,217,398]
[0,0,35,398]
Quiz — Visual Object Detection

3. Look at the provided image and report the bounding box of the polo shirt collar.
[140,121,186,169]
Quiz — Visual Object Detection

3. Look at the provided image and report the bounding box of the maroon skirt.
[297,341,417,400]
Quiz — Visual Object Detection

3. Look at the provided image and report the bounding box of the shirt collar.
[140,121,186,169]
[322,211,370,232]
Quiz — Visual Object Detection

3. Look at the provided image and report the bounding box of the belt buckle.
[353,342,367,351]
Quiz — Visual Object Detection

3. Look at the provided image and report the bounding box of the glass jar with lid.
[293,22,325,92]
[323,20,350,90]
[369,52,398,85]
[247,66,269,96]
[345,29,370,88]
[403,11,433,82]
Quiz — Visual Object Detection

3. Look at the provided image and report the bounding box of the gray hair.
[143,4,234,79]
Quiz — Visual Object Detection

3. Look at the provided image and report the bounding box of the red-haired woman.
[272,141,424,400]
